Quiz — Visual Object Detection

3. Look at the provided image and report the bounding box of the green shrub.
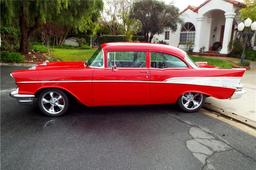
[240,60,250,66]
[98,35,127,44]
[77,38,86,47]
[32,43,48,53]
[0,26,20,51]
[0,51,24,63]
[80,44,91,49]
[53,44,91,49]
[98,35,144,44]
[245,49,256,61]
[32,42,92,51]
[228,38,243,57]
[54,44,78,49]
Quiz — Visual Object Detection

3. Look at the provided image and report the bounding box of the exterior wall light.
[251,21,256,31]
[244,18,252,27]
[237,18,255,64]
[238,22,245,31]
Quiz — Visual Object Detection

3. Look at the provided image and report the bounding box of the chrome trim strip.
[18,80,161,84]
[231,89,246,99]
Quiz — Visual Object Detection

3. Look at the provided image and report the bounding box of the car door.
[149,52,189,104]
[92,50,150,106]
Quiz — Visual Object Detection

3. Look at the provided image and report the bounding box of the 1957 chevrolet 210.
[10,43,245,116]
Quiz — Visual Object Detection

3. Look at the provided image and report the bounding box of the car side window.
[108,51,146,68]
[88,49,104,67]
[151,52,187,68]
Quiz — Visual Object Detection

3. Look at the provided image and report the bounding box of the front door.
[92,50,150,106]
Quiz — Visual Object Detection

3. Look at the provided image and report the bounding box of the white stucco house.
[153,0,256,54]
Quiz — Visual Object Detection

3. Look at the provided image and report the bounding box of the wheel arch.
[35,87,80,104]
[176,90,210,103]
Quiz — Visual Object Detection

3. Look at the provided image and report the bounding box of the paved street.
[1,66,256,170]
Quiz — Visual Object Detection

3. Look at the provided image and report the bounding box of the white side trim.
[165,77,241,89]
[17,76,241,89]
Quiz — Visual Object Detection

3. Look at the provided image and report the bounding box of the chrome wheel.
[41,91,65,115]
[181,92,203,111]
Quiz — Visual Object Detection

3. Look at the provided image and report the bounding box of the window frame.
[179,22,196,45]
[87,49,105,68]
[106,50,148,69]
[165,31,170,40]
[149,51,189,69]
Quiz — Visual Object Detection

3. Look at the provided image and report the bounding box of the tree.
[101,0,141,40]
[0,0,103,54]
[240,0,256,20]
[118,0,141,41]
[130,0,180,42]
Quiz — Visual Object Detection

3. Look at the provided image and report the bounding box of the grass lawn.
[190,55,233,68]
[51,48,96,61]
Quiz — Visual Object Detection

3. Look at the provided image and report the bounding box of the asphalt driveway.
[1,66,256,170]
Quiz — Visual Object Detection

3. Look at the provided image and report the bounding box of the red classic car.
[10,42,245,116]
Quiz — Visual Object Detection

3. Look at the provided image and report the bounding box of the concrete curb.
[204,102,256,129]
[0,63,34,67]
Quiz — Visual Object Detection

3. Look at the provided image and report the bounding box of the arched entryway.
[192,0,237,54]
[205,10,227,52]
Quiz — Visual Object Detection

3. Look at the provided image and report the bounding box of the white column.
[193,16,204,52]
[204,17,212,51]
[220,12,236,54]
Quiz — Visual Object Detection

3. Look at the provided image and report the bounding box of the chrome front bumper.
[9,88,35,104]
[231,86,246,99]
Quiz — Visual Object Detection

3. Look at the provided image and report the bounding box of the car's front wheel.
[38,89,69,116]
[177,92,205,113]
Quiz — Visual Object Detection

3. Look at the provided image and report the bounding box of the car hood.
[29,61,86,70]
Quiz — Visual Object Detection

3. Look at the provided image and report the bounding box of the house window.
[165,31,170,40]
[180,22,195,44]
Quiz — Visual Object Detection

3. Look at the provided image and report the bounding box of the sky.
[102,0,206,21]
[102,0,244,21]
[160,0,244,10]
[160,0,205,10]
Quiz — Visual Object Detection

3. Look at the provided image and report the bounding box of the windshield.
[184,53,198,69]
[87,48,104,67]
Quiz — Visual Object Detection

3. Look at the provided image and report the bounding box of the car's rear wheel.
[177,92,205,112]
[38,89,69,117]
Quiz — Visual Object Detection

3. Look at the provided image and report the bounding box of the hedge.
[245,49,256,61]
[98,35,144,45]
[0,51,24,63]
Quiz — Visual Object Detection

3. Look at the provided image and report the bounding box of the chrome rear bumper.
[9,88,35,104]
[231,86,246,99]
